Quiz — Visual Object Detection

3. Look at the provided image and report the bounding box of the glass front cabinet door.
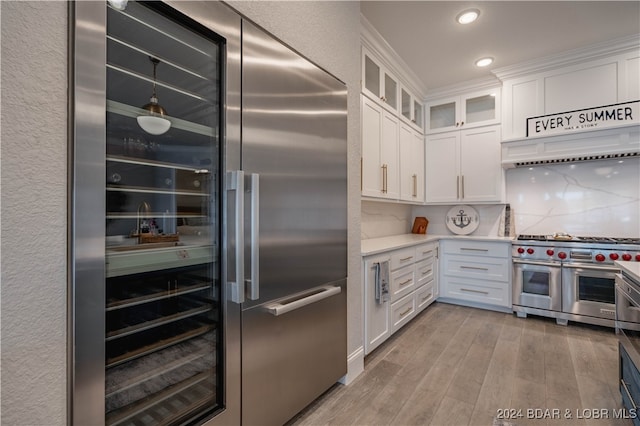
[71,2,241,425]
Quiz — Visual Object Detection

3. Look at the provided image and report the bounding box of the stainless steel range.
[513,234,640,327]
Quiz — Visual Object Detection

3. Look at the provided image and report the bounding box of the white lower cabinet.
[439,239,511,310]
[363,241,438,355]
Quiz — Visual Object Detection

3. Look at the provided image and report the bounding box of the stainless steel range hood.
[501,125,640,168]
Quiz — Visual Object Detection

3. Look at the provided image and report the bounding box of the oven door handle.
[512,259,560,268]
[563,263,619,273]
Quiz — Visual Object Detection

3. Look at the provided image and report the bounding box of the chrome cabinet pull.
[461,288,489,295]
[460,247,489,252]
[227,170,245,304]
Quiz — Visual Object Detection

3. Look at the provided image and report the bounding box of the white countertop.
[362,233,514,256]
[616,260,640,283]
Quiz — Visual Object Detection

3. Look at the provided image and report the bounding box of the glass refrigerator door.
[104,3,222,424]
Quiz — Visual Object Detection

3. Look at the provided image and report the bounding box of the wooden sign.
[526,100,639,137]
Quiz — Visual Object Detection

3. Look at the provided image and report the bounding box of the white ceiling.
[360,1,640,94]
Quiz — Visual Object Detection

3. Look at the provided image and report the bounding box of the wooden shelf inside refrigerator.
[106,244,215,278]
[107,304,213,341]
[106,370,215,426]
[107,281,210,311]
[106,320,215,368]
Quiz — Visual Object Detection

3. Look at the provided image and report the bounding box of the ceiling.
[360,1,640,94]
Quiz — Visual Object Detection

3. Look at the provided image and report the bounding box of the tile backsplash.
[361,157,639,240]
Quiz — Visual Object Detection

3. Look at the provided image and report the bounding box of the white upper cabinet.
[362,95,400,200]
[425,125,503,203]
[363,47,400,112]
[426,87,501,134]
[399,123,425,203]
[500,45,640,141]
[400,86,425,132]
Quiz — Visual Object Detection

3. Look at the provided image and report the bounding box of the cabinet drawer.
[415,259,435,287]
[390,248,417,270]
[391,266,415,300]
[443,240,509,258]
[391,293,416,332]
[443,255,509,282]
[444,277,510,307]
[416,282,435,313]
[415,243,437,262]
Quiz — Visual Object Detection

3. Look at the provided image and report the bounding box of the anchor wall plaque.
[445,205,480,235]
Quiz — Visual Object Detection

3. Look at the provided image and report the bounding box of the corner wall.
[1,2,69,424]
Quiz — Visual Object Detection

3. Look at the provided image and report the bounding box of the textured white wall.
[227,1,363,358]
[1,2,69,425]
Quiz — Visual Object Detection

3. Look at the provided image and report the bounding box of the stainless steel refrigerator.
[71,2,346,425]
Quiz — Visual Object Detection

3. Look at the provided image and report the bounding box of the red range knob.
[517,247,525,254]
[622,254,632,261]
[636,254,640,261]
[558,252,567,260]
[527,248,535,255]
[546,249,555,256]
[595,254,606,262]
[610,253,619,261]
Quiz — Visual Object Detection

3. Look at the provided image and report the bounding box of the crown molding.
[425,76,501,100]
[360,14,427,99]
[493,34,640,81]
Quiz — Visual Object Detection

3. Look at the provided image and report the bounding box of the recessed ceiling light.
[456,9,480,25]
[475,57,494,67]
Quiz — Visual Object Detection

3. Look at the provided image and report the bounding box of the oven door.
[513,259,562,311]
[562,264,617,320]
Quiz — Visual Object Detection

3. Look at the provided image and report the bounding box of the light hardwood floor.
[288,302,632,426]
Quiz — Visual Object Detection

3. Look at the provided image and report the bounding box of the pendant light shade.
[137,57,171,135]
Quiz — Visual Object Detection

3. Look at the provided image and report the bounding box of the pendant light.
[137,57,171,135]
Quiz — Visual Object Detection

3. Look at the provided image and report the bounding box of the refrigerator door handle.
[227,170,245,303]
[265,286,341,316]
[246,173,260,300]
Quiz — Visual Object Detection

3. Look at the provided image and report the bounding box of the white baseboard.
[339,346,364,385]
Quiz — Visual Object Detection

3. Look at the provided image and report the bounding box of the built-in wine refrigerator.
[70,2,241,424]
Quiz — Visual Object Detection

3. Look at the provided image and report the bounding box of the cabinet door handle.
[461,175,465,199]
[398,278,413,287]
[460,265,489,271]
[421,269,432,276]
[381,164,386,193]
[399,307,413,317]
[412,174,417,197]
[461,288,489,295]
[421,293,432,303]
[400,256,413,261]
[456,175,460,199]
[460,247,489,252]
